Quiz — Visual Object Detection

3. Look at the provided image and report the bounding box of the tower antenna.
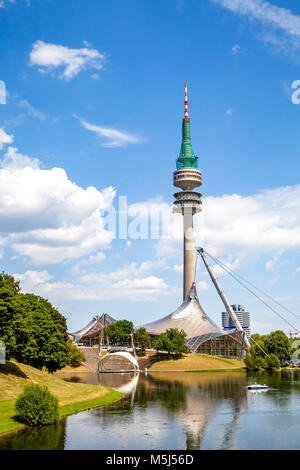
[184,82,189,119]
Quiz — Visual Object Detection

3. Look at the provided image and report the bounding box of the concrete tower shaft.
[173,83,202,300]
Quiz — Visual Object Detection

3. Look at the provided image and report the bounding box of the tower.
[173,83,202,299]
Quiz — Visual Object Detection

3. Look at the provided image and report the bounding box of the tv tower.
[173,83,202,299]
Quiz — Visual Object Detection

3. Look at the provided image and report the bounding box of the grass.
[0,362,123,436]
[149,353,246,371]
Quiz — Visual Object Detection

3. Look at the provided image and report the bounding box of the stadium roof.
[141,282,237,352]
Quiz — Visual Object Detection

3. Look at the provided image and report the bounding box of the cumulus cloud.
[0,128,13,149]
[29,40,105,80]
[0,144,115,264]
[74,115,142,148]
[154,184,300,273]
[15,262,169,302]
[210,0,300,52]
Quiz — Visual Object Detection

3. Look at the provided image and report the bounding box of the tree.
[105,320,134,345]
[264,330,291,362]
[135,328,150,355]
[264,353,281,370]
[0,272,25,360]
[244,355,265,371]
[0,273,69,373]
[153,328,188,357]
[249,333,267,358]
[19,294,69,373]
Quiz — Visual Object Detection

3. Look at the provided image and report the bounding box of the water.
[1,370,300,450]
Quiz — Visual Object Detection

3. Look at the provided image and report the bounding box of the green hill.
[0,361,122,436]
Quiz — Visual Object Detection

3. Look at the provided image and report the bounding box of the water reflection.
[0,370,300,450]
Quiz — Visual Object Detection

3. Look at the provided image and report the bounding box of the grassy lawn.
[0,361,123,436]
[149,353,246,371]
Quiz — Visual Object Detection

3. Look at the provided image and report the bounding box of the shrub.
[15,384,59,426]
[264,353,281,370]
[137,349,146,357]
[66,339,86,367]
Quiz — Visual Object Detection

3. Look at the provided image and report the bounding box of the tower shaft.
[183,207,195,300]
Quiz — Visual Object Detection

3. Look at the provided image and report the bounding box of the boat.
[248,384,268,390]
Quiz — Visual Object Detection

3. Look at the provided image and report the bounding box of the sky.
[1,0,300,335]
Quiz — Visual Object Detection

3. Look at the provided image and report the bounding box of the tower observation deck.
[173,83,202,299]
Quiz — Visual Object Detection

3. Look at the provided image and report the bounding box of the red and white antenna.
[184,82,189,119]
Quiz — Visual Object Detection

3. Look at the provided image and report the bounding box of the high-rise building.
[222,305,251,338]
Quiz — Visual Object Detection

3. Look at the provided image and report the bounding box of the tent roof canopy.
[70,313,116,343]
[141,283,237,352]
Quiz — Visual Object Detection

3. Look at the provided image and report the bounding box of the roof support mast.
[197,248,250,349]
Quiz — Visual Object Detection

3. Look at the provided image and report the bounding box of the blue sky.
[1,0,300,335]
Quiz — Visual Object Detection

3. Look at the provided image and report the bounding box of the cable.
[249,336,268,356]
[204,251,300,321]
[201,249,300,335]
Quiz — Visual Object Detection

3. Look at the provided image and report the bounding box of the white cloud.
[231,43,241,54]
[74,115,142,148]
[0,128,13,149]
[0,144,115,264]
[18,100,46,120]
[29,40,105,80]
[198,280,209,290]
[211,0,300,52]
[0,0,15,7]
[155,184,300,275]
[15,262,169,302]
[173,264,183,272]
[1,146,40,169]
[226,108,233,115]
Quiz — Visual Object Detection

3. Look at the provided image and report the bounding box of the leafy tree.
[135,327,150,355]
[244,355,265,371]
[264,353,281,370]
[18,294,68,373]
[105,320,134,345]
[0,273,69,373]
[264,330,291,362]
[0,273,25,360]
[249,333,267,358]
[66,339,86,367]
[153,328,188,357]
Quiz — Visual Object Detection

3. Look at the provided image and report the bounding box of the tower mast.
[173,83,202,299]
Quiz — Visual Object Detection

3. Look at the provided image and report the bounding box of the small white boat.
[248,384,268,390]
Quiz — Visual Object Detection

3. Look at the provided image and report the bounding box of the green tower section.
[176,118,198,169]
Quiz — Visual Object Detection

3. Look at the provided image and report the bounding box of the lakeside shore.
[0,361,123,437]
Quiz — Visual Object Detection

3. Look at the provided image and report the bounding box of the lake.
[1,370,300,450]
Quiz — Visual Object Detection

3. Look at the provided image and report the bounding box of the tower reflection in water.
[94,371,248,450]
[0,371,248,450]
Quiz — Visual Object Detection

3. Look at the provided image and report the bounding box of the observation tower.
[173,83,202,299]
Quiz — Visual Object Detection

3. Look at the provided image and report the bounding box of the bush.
[66,339,86,367]
[244,355,265,371]
[264,353,281,370]
[137,349,146,357]
[15,384,59,426]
